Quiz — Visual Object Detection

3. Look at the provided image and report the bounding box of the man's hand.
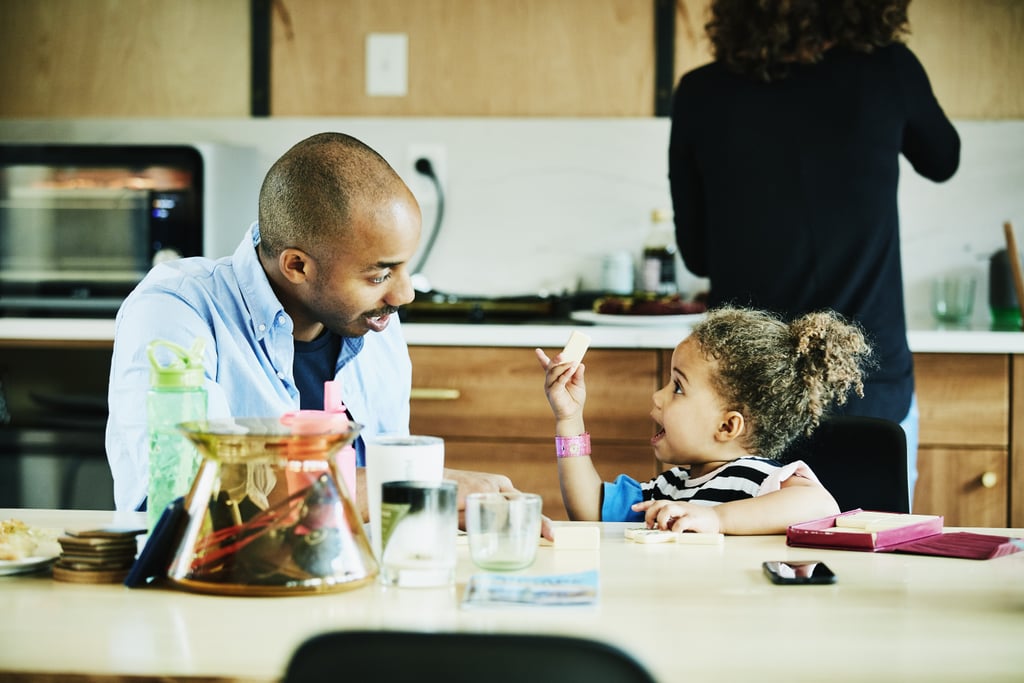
[444,467,514,509]
[444,468,555,541]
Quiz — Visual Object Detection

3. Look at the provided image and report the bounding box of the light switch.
[366,33,408,97]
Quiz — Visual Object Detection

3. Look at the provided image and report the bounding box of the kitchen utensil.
[1001,221,1024,330]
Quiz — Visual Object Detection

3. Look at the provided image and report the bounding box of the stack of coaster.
[52,527,146,584]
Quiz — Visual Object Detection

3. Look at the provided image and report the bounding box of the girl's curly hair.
[690,306,873,459]
[706,0,911,82]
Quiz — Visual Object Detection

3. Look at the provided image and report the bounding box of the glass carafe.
[167,417,376,596]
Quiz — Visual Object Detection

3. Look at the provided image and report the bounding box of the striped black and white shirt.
[600,457,819,522]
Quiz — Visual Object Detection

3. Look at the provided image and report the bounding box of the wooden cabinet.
[2,0,1021,118]
[913,353,1011,527]
[408,346,660,520]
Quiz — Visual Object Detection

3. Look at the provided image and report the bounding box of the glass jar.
[167,417,375,596]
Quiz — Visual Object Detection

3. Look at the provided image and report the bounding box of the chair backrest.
[782,415,910,514]
[283,630,657,683]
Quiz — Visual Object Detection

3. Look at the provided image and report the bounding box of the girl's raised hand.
[534,347,587,421]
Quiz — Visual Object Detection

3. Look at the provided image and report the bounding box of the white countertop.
[3,316,1024,353]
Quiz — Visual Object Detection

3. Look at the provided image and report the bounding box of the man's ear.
[278,248,314,285]
[716,411,745,442]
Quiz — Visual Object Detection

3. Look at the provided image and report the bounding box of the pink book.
[786,509,1022,560]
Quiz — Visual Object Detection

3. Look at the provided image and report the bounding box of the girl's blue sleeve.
[601,474,646,522]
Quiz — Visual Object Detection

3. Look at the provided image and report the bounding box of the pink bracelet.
[555,433,591,458]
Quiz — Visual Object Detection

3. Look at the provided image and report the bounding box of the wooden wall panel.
[672,0,713,82]
[1,0,1021,119]
[0,0,250,117]
[669,0,1024,120]
[270,0,655,116]
[908,0,1024,119]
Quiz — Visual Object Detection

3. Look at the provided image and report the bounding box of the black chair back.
[782,415,910,514]
[283,630,657,683]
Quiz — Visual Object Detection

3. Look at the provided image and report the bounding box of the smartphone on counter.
[762,560,837,585]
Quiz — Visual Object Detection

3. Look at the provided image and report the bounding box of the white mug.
[364,435,445,561]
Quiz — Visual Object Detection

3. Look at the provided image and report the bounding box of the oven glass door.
[0,145,202,317]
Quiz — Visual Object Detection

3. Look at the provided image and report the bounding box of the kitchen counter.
[2,316,1024,353]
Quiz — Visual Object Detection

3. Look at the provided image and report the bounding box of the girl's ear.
[716,411,745,442]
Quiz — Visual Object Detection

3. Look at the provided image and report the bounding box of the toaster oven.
[0,143,257,317]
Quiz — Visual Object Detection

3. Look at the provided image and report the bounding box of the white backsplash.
[2,117,1021,328]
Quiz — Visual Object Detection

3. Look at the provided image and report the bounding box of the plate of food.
[570,295,707,327]
[0,519,60,575]
[0,555,59,576]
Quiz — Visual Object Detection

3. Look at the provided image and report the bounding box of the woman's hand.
[534,347,587,421]
[632,499,722,534]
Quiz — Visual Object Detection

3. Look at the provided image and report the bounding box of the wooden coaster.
[57,556,136,571]
[52,562,131,584]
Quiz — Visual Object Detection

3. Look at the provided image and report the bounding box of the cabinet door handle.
[410,388,461,400]
[980,471,998,489]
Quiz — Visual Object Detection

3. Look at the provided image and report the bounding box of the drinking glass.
[465,492,543,571]
[364,435,445,561]
[379,480,457,588]
[932,274,976,325]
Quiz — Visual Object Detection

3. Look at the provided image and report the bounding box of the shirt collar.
[235,221,289,341]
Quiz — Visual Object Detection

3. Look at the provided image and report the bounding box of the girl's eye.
[370,272,392,284]
[673,380,684,395]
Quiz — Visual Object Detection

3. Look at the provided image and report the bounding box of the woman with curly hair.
[535,306,871,534]
[669,0,960,507]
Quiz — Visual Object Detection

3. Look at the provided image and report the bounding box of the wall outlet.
[406,143,447,205]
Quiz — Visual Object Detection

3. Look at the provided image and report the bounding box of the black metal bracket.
[251,0,271,117]
[654,0,676,116]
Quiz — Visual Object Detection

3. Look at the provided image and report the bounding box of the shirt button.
[276,315,286,325]
[258,323,266,332]
[277,371,285,379]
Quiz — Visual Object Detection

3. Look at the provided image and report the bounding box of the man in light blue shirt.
[107,132,514,516]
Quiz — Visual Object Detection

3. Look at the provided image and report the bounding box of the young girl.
[535,306,872,535]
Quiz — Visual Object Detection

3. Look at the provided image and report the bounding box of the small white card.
[462,570,599,608]
[561,330,591,365]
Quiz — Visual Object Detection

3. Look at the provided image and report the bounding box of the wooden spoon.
[1001,221,1024,330]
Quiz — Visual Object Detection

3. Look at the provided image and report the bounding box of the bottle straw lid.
[147,339,205,388]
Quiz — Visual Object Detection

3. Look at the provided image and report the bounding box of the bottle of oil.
[641,209,678,296]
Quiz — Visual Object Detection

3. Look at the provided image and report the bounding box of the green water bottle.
[147,339,207,532]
